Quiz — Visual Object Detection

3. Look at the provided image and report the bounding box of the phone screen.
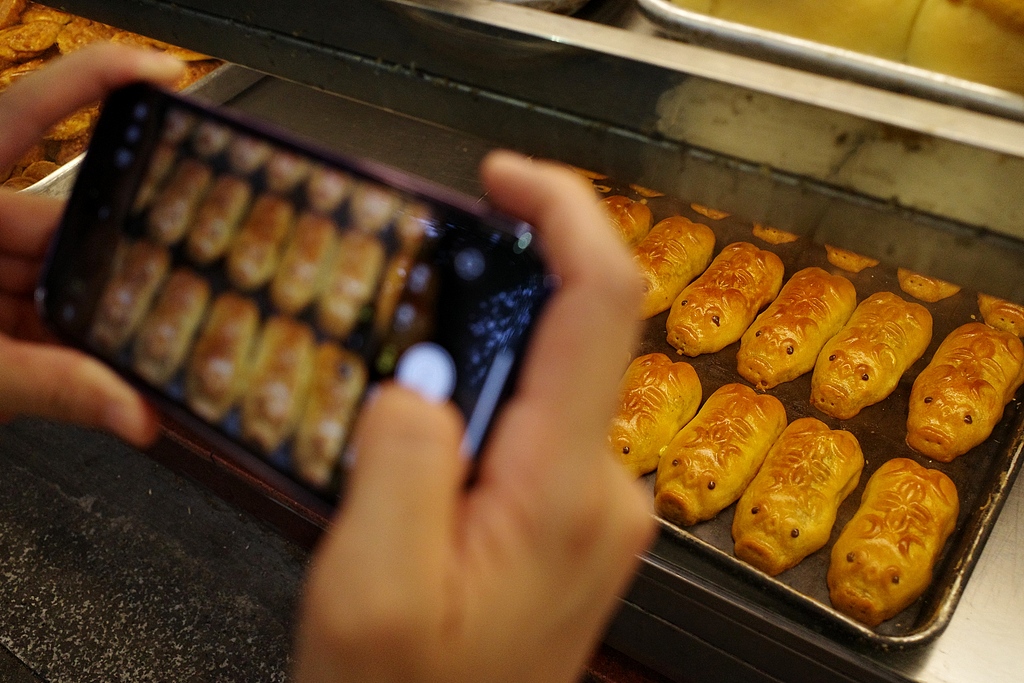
[39,83,551,511]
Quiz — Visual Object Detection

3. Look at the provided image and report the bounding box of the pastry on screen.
[270,212,338,315]
[146,157,213,246]
[191,120,231,159]
[132,143,178,215]
[227,134,273,175]
[316,231,386,338]
[665,241,785,357]
[90,239,171,354]
[824,245,879,274]
[810,291,932,420]
[132,268,211,385]
[906,322,1024,462]
[600,195,653,247]
[373,253,414,337]
[977,293,1024,337]
[264,149,311,194]
[896,268,961,303]
[737,267,857,390]
[185,174,253,265]
[733,418,864,576]
[609,353,702,478]
[306,164,353,214]
[828,458,958,628]
[634,216,716,319]
[654,383,787,527]
[226,194,296,291]
[349,182,402,234]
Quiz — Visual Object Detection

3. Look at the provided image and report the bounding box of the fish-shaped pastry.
[608,353,702,478]
[666,242,784,357]
[655,383,787,527]
[599,195,652,247]
[737,267,857,390]
[634,216,715,319]
[811,291,932,420]
[828,458,958,627]
[733,417,864,576]
[907,322,1024,462]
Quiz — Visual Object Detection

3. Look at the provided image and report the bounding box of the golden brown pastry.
[185,174,253,265]
[978,293,1024,337]
[373,253,414,337]
[146,157,213,246]
[907,322,1024,461]
[599,195,652,247]
[634,216,716,319]
[394,202,433,254]
[305,164,353,214]
[897,268,961,303]
[131,269,211,385]
[21,4,71,24]
[162,107,196,145]
[655,383,787,527]
[828,458,959,627]
[349,182,402,234]
[293,344,368,489]
[269,212,338,315]
[317,230,386,338]
[0,0,25,29]
[190,120,231,158]
[733,417,864,576]
[752,224,799,245]
[185,292,260,422]
[226,194,296,291]
[0,20,60,61]
[811,292,932,419]
[264,149,311,194]
[609,353,702,478]
[690,203,730,221]
[241,316,316,454]
[665,242,785,357]
[90,240,171,354]
[825,245,879,274]
[226,134,272,175]
[737,267,857,390]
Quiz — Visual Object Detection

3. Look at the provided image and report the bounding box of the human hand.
[0,43,185,446]
[294,151,655,683]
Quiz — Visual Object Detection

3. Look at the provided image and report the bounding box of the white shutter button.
[394,342,457,403]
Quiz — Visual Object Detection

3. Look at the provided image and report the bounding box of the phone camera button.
[125,125,142,144]
[394,342,456,403]
[114,148,134,168]
[132,103,149,120]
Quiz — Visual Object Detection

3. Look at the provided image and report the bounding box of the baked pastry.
[131,268,211,385]
[737,267,857,390]
[264,149,311,194]
[185,174,253,265]
[666,241,785,357]
[90,239,171,354]
[373,253,414,337]
[907,322,1024,461]
[978,293,1024,337]
[293,343,368,489]
[599,195,652,247]
[634,216,716,319]
[226,194,296,291]
[811,291,932,420]
[317,231,386,338]
[146,157,213,245]
[897,268,961,303]
[161,107,195,145]
[305,164,353,214]
[241,316,316,454]
[828,457,959,627]
[906,0,1024,95]
[226,134,272,175]
[690,203,729,221]
[394,202,433,254]
[185,292,260,422]
[132,142,177,215]
[655,383,787,527]
[609,353,702,478]
[269,212,338,315]
[825,245,879,274]
[752,224,799,245]
[191,120,231,158]
[733,417,864,576]
[349,182,401,234]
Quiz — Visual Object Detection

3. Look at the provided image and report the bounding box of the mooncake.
[269,212,338,315]
[828,458,958,627]
[146,157,212,246]
[89,239,171,354]
[907,323,1024,461]
[655,383,787,527]
[978,293,1024,337]
[733,417,864,576]
[666,242,785,357]
[185,174,253,265]
[634,216,716,319]
[226,194,296,291]
[897,268,960,303]
[317,231,386,338]
[811,291,932,420]
[737,267,857,390]
[132,268,210,385]
[609,353,702,478]
[349,182,401,234]
[600,195,652,247]
[825,245,878,274]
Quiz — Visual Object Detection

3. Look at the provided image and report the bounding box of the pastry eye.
[751,506,760,514]
[786,346,794,355]
[622,446,630,455]
[924,396,933,404]
[711,315,720,326]
[861,373,869,381]
[707,481,716,490]
[892,574,900,585]
[790,528,800,538]
[680,299,688,307]
[964,414,973,424]
[846,552,855,563]
[829,354,837,361]
[671,459,680,467]
[755,330,762,337]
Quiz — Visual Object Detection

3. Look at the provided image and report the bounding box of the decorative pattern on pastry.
[241,316,316,454]
[907,322,1024,462]
[824,245,879,274]
[89,239,171,354]
[305,164,353,214]
[293,344,368,489]
[665,241,785,357]
[269,212,338,315]
[317,231,386,338]
[811,292,932,420]
[978,293,1024,337]
[737,267,857,390]
[131,268,210,385]
[226,194,296,291]
[897,268,961,303]
[146,157,213,246]
[349,182,401,234]
[609,353,702,478]
[599,195,652,247]
[752,223,798,245]
[733,417,864,576]
[264,149,311,194]
[185,173,253,265]
[185,292,260,422]
[828,458,959,627]
[655,383,787,527]
[634,216,716,319]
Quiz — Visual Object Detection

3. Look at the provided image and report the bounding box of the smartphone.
[37,82,551,519]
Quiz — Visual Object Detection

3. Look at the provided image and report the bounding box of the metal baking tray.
[636,0,1024,124]
[594,179,1024,648]
[496,0,593,13]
